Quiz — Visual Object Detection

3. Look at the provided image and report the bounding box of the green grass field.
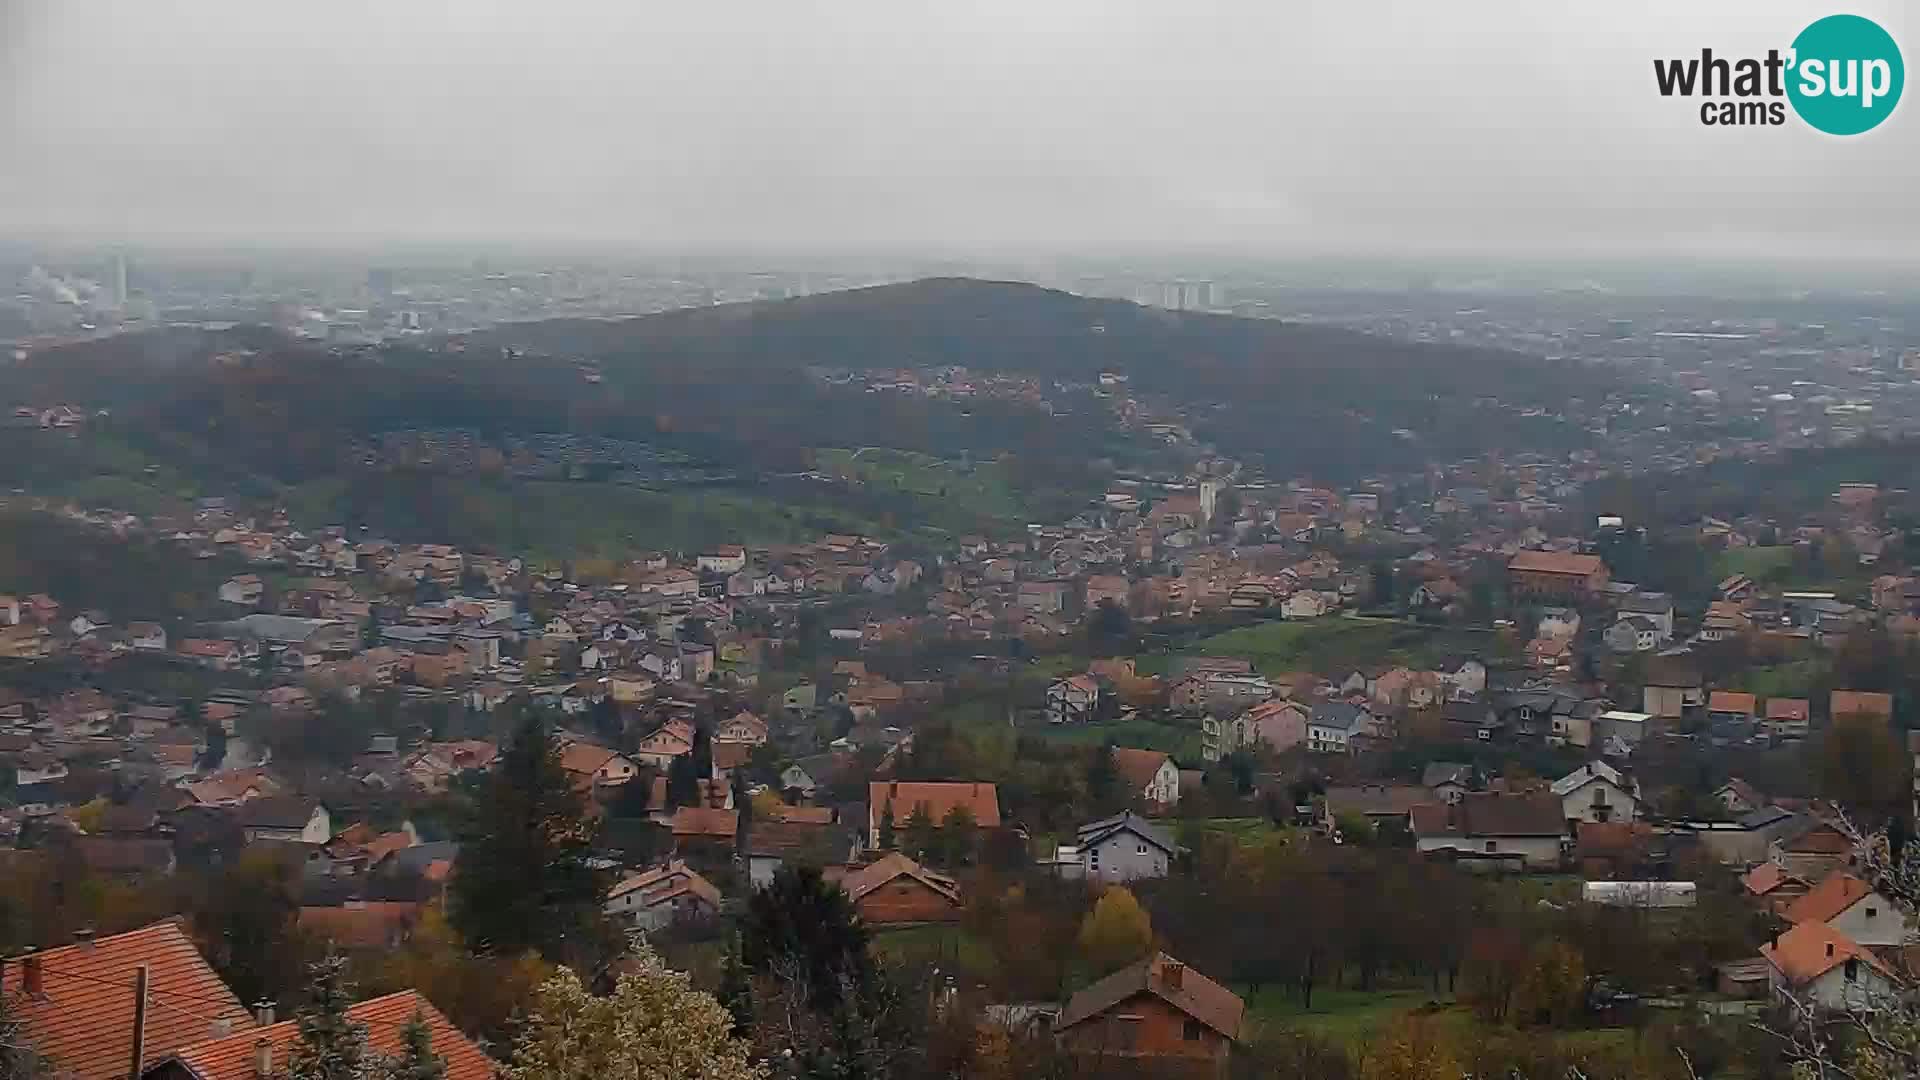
[812,446,1036,536]
[1711,546,1795,582]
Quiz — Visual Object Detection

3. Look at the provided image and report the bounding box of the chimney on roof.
[22,950,42,997]
[254,1001,276,1027]
[1162,961,1184,990]
[73,927,94,950]
[210,1016,233,1039]
[253,1038,273,1078]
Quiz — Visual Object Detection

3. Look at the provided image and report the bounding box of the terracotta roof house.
[1507,551,1609,599]
[1761,921,1899,1011]
[1055,953,1243,1069]
[145,991,493,1080]
[1109,747,1180,808]
[867,781,1001,848]
[297,902,422,951]
[833,852,961,925]
[1831,690,1895,722]
[605,858,723,931]
[1,920,249,1080]
[1743,862,1812,913]
[1785,872,1913,947]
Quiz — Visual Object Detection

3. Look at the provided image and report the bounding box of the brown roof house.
[831,852,962,926]
[145,991,494,1080]
[1055,953,1244,1074]
[867,781,1001,849]
[1111,747,1180,808]
[1507,550,1608,600]
[1410,792,1567,870]
[1,921,250,1080]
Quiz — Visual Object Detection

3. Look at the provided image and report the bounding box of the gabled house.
[558,741,640,790]
[1074,812,1177,882]
[604,858,723,931]
[715,710,769,745]
[2,921,250,1080]
[1771,818,1855,882]
[237,797,330,843]
[1306,701,1376,754]
[1422,762,1474,804]
[1743,862,1812,914]
[1551,761,1640,825]
[1047,674,1104,725]
[831,852,962,925]
[1762,921,1898,1012]
[1784,872,1914,948]
[1054,953,1243,1070]
[1236,698,1309,754]
[1410,792,1566,869]
[1110,747,1180,807]
[631,719,695,769]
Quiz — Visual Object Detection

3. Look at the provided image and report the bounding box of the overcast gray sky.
[2,0,1913,259]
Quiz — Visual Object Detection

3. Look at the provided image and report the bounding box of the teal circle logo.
[1788,14,1903,135]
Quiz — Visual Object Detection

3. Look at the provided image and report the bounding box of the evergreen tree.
[937,805,977,867]
[877,804,896,850]
[387,1010,447,1080]
[285,954,374,1080]
[902,803,936,861]
[363,606,382,650]
[740,866,875,1012]
[690,722,714,779]
[1086,742,1119,807]
[449,717,609,962]
[717,931,753,1033]
[666,753,701,809]
[732,770,752,865]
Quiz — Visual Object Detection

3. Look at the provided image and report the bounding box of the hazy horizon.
[5,1,1915,262]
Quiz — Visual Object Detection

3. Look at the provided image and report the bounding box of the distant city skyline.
[3,1,1915,261]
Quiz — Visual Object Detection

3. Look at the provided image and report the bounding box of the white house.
[1551,761,1640,824]
[605,859,722,931]
[697,546,747,575]
[1784,872,1915,948]
[1282,591,1331,620]
[1764,921,1898,1012]
[1046,675,1102,725]
[631,720,695,769]
[1603,616,1662,654]
[237,798,331,843]
[1111,747,1180,807]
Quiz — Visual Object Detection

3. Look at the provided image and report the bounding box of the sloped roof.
[1763,921,1892,985]
[1785,873,1876,925]
[1708,691,1757,715]
[1056,953,1243,1041]
[869,782,1001,829]
[1765,698,1811,721]
[164,990,493,1080]
[836,852,959,906]
[2,920,248,1080]
[1550,760,1634,798]
[1508,551,1604,576]
[668,806,738,838]
[1412,792,1565,839]
[297,903,421,950]
[1324,784,1429,818]
[1109,748,1171,793]
[1742,861,1805,897]
[1075,811,1176,856]
[1832,690,1894,719]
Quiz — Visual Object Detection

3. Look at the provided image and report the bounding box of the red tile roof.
[868,782,1002,831]
[836,852,959,906]
[1508,551,1604,577]
[1831,690,1894,720]
[1763,920,1892,985]
[1708,691,1757,715]
[1785,872,1875,925]
[1056,952,1244,1041]
[1,920,248,1080]
[167,990,494,1080]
